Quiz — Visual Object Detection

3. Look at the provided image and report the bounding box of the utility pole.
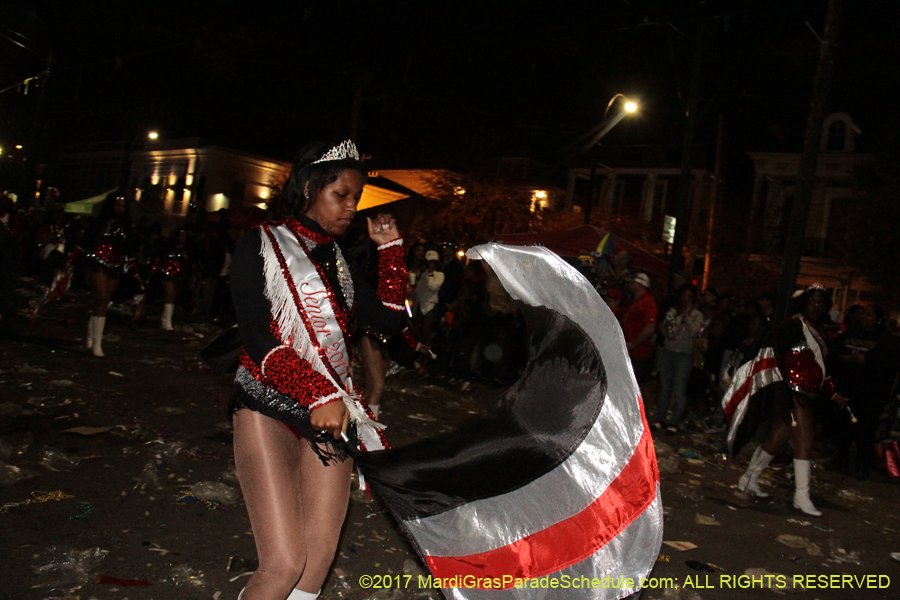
[772,0,843,322]
[668,3,706,290]
[702,114,725,290]
[583,160,598,225]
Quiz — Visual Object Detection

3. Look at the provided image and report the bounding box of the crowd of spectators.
[582,249,900,480]
[4,191,900,479]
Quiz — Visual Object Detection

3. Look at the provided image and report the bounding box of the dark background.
[2,0,898,182]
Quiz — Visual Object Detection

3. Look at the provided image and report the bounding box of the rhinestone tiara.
[310,140,360,165]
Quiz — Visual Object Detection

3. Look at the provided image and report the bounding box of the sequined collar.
[286,215,332,245]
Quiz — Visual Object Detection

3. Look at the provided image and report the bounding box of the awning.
[358,184,409,211]
[63,188,118,215]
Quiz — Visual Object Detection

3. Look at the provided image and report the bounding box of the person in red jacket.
[622,272,658,385]
[229,141,407,600]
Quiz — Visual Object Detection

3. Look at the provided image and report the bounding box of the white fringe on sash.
[259,225,384,436]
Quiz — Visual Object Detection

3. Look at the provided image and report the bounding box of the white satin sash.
[260,223,385,442]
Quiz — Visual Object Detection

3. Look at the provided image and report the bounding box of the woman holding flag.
[730,284,849,516]
[228,141,407,600]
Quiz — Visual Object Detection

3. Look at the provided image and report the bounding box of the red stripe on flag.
[723,357,778,422]
[424,423,658,588]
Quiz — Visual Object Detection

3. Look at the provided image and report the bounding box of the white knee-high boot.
[86,317,94,348]
[91,316,106,357]
[793,459,821,516]
[161,303,174,331]
[738,446,774,497]
[237,587,319,599]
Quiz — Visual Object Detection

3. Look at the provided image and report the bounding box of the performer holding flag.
[228,141,408,600]
[723,284,849,516]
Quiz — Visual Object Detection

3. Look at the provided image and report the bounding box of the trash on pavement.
[97,573,152,586]
[148,543,170,555]
[227,556,258,572]
[135,461,163,491]
[0,460,38,485]
[333,567,352,590]
[826,538,862,565]
[166,565,206,587]
[657,454,680,475]
[694,513,721,526]
[403,558,428,577]
[68,503,94,519]
[775,534,822,556]
[836,488,874,503]
[407,413,436,422]
[685,560,716,572]
[152,440,187,461]
[663,541,698,551]
[39,447,82,471]
[189,481,239,505]
[62,426,115,436]
[31,546,109,588]
[33,490,75,503]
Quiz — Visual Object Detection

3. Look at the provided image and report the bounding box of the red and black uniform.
[769,314,839,414]
[723,314,842,457]
[159,244,191,281]
[84,218,134,277]
[230,216,406,458]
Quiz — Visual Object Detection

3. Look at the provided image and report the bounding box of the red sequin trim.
[249,346,339,406]
[91,242,124,268]
[400,327,420,351]
[377,244,407,311]
[160,257,184,279]
[781,350,824,395]
[284,218,332,245]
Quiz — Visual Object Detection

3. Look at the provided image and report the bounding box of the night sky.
[2,0,899,178]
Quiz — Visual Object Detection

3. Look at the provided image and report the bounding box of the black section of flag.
[356,305,606,522]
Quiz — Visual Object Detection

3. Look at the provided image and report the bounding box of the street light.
[118,130,160,189]
[581,94,639,151]
[581,94,640,224]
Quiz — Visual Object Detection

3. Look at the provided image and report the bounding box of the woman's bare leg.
[234,409,306,599]
[294,438,352,593]
[234,409,352,599]
[761,411,794,456]
[790,402,815,460]
[89,270,118,316]
[162,279,179,304]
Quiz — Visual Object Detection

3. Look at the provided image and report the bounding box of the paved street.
[2,283,899,600]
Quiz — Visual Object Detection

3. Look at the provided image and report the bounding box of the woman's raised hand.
[367,213,400,246]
